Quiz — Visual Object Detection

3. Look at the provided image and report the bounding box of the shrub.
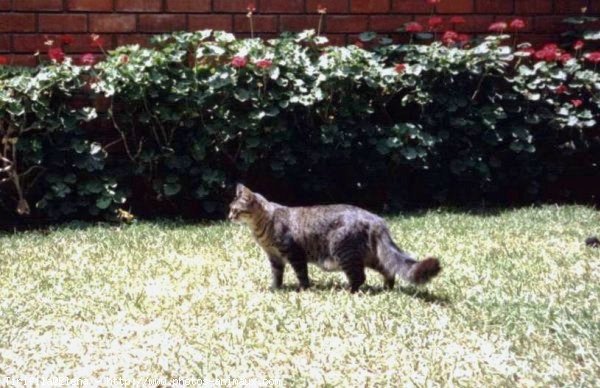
[0,30,599,223]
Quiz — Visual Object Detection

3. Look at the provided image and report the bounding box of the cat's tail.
[377,231,441,284]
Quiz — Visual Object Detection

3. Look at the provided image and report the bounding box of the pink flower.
[442,30,458,45]
[354,40,365,49]
[80,53,95,66]
[60,34,75,46]
[509,19,526,30]
[488,22,507,32]
[317,4,327,14]
[559,53,573,64]
[574,40,584,50]
[449,16,466,25]
[0,55,8,65]
[256,58,272,69]
[120,55,129,64]
[584,52,600,63]
[91,34,105,48]
[247,3,256,12]
[395,63,406,73]
[231,55,248,68]
[48,47,65,62]
[428,16,443,29]
[405,22,424,33]
[555,83,568,94]
[571,99,583,108]
[457,34,470,43]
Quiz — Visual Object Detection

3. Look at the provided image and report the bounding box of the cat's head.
[228,184,263,224]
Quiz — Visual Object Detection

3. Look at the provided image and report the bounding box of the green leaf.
[96,197,112,210]
[163,183,182,196]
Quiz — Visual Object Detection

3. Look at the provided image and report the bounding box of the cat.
[229,184,441,293]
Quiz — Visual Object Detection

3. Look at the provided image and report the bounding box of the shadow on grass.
[274,282,451,305]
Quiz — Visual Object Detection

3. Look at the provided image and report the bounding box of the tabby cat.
[229,184,441,293]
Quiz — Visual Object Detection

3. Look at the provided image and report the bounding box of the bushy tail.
[377,231,441,284]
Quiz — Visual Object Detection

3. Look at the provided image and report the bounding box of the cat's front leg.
[268,255,285,290]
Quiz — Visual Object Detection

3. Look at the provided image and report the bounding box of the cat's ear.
[236,183,251,197]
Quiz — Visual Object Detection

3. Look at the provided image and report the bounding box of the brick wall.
[0,0,597,65]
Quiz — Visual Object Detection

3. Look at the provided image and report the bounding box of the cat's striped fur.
[229,184,441,293]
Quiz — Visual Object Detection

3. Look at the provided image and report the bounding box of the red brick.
[369,15,412,32]
[13,0,63,11]
[555,0,588,13]
[139,15,187,32]
[11,54,38,67]
[166,0,211,12]
[325,34,347,45]
[39,14,88,33]
[351,0,390,13]
[326,16,369,33]
[115,0,162,12]
[234,15,278,32]
[436,0,474,13]
[391,0,431,13]
[260,0,304,13]
[0,0,9,11]
[116,34,152,47]
[0,34,10,51]
[67,0,113,11]
[520,33,560,46]
[13,34,111,53]
[280,15,321,32]
[476,0,513,13]
[213,0,254,13]
[189,15,233,31]
[0,13,35,32]
[534,16,566,32]
[306,0,349,13]
[90,14,136,33]
[514,0,552,14]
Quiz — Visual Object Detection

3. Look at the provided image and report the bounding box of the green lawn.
[0,206,599,386]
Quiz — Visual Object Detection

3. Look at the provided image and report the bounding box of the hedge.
[1,29,599,224]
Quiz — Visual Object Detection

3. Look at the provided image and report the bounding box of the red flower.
[555,84,568,94]
[509,19,526,30]
[405,22,424,33]
[247,3,256,12]
[534,44,560,62]
[488,22,507,32]
[574,40,584,50]
[584,52,600,63]
[0,55,8,65]
[428,16,443,29]
[317,4,327,14]
[231,55,248,68]
[256,58,272,69]
[80,53,95,66]
[48,47,65,62]
[457,34,470,43]
[354,40,365,49]
[60,34,75,46]
[395,63,406,73]
[442,30,458,45]
[571,99,583,108]
[449,16,466,25]
[559,53,573,64]
[91,34,105,48]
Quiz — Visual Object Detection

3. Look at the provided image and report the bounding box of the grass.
[0,205,599,386]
